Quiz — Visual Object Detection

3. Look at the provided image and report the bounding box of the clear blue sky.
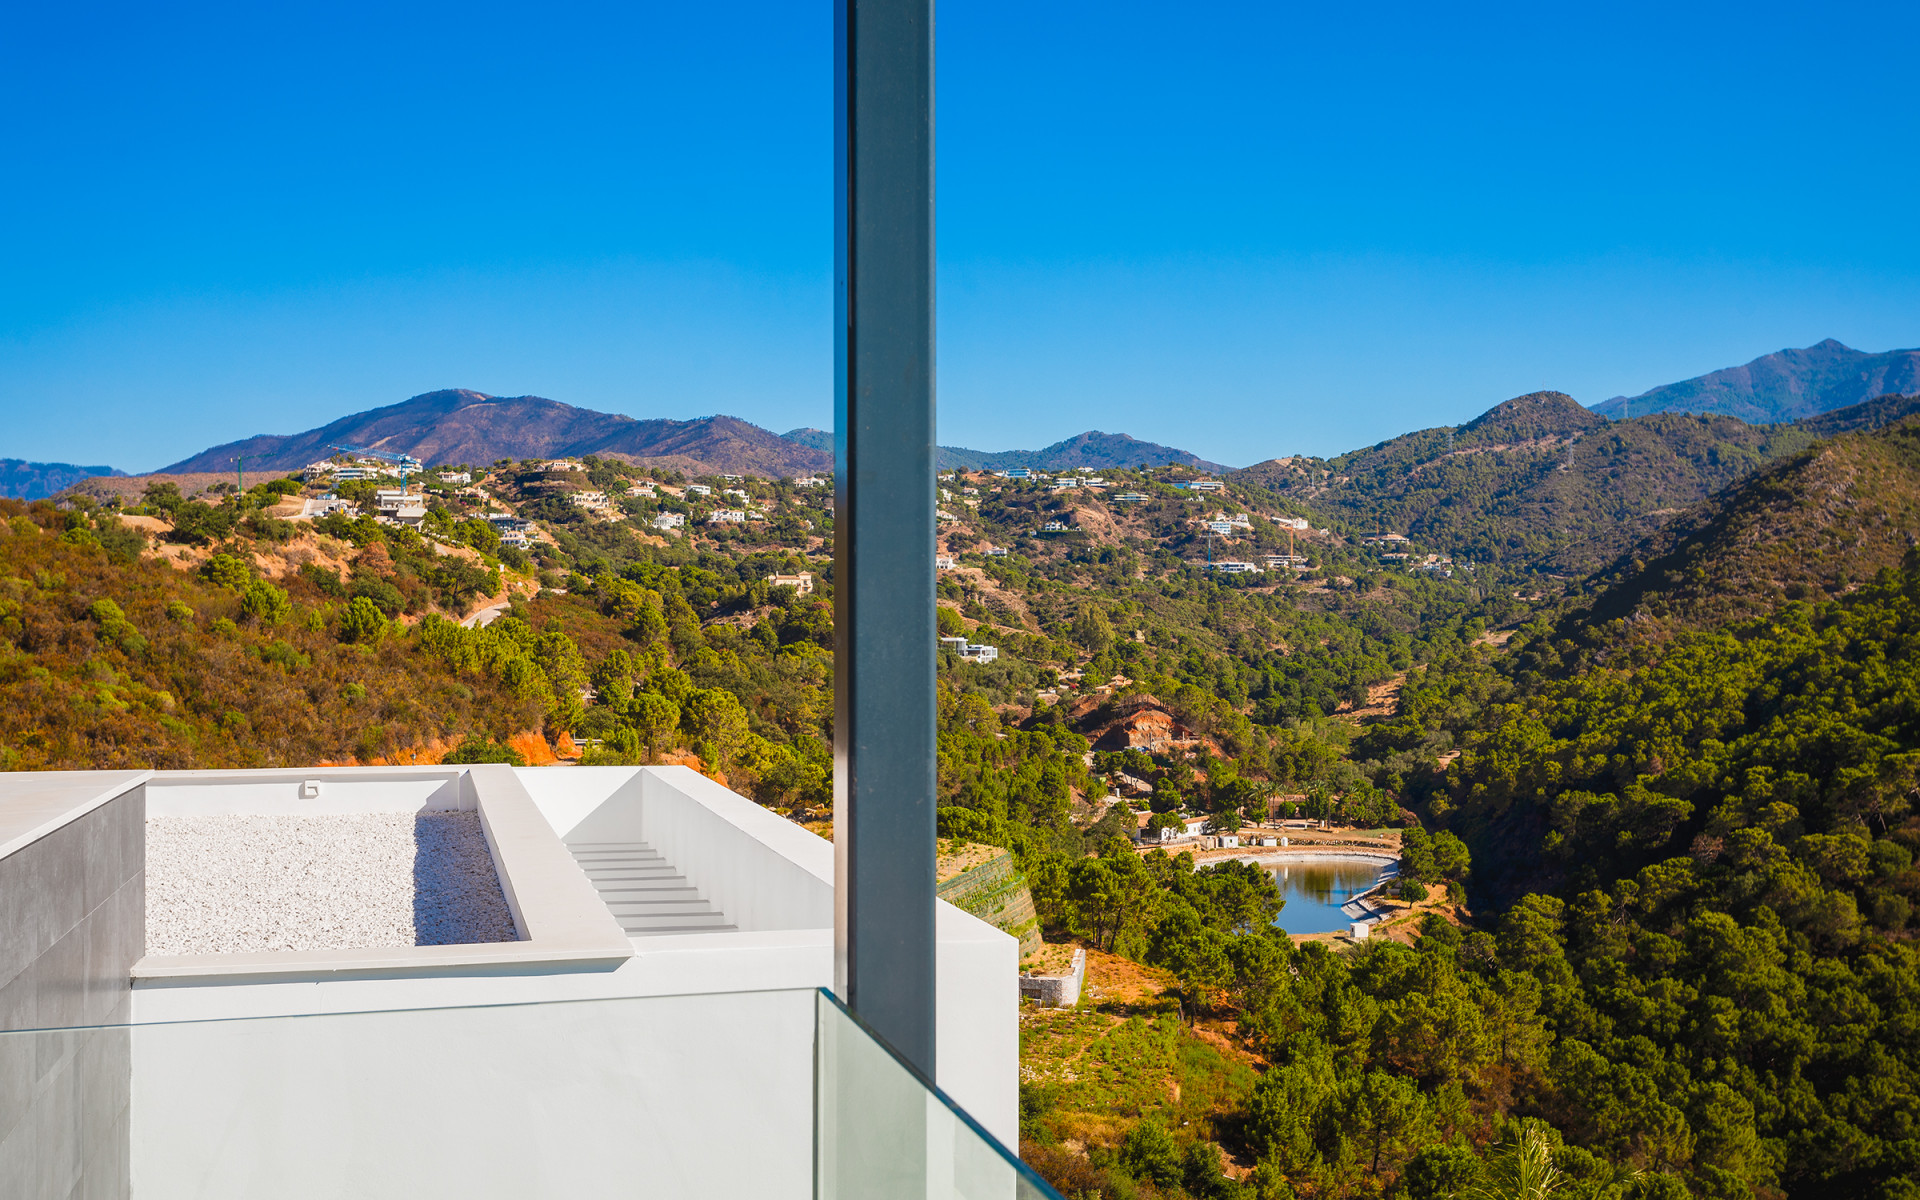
[4,1,1917,471]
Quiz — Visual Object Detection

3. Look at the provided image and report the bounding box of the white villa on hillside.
[939,636,999,663]
[765,571,815,595]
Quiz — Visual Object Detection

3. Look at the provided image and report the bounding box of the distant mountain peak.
[936,431,1228,474]
[0,459,126,501]
[1594,339,1920,424]
[154,390,830,479]
[1461,391,1603,442]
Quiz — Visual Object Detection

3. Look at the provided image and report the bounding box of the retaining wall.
[1018,948,1085,1008]
[936,851,1041,956]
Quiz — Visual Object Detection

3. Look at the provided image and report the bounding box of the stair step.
[619,912,736,930]
[592,879,697,893]
[567,838,734,938]
[602,900,718,916]
[618,921,739,935]
[606,894,706,913]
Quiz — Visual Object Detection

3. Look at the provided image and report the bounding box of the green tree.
[1344,1069,1429,1177]
[240,579,291,625]
[622,692,680,763]
[339,595,388,643]
[1119,1118,1182,1188]
[683,688,749,771]
[203,553,250,591]
[442,736,527,766]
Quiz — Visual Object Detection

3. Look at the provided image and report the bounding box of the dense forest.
[7,405,1920,1199]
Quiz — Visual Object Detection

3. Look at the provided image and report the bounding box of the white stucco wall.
[126,764,1022,1192]
[131,988,817,1200]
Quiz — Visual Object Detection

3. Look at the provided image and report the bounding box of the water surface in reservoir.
[1265,858,1395,935]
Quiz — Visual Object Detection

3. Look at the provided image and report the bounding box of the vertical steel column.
[833,0,937,1077]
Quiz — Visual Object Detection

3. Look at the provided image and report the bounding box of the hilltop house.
[1138,814,1212,844]
[939,636,999,664]
[374,488,427,528]
[765,572,815,595]
[652,512,686,531]
[297,493,355,520]
[709,510,748,525]
[484,512,534,548]
[935,555,955,571]
[686,484,713,497]
[1205,561,1263,574]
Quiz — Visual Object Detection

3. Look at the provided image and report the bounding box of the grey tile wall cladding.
[0,788,143,1200]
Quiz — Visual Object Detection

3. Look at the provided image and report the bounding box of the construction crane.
[328,444,423,476]
[229,454,249,493]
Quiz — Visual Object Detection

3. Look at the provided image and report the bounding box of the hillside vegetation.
[1233,393,1823,571]
[16,389,1920,1198]
[1570,416,1920,636]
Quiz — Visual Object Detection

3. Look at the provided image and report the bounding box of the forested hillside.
[1232,393,1822,571]
[1568,416,1920,636]
[13,399,1920,1199]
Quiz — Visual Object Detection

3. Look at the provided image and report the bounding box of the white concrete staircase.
[566,841,738,936]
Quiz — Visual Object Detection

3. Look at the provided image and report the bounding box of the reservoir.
[1262,856,1397,935]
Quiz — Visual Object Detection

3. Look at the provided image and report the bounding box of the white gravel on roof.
[146,811,518,954]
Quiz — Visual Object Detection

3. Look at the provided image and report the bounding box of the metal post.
[833,0,937,1077]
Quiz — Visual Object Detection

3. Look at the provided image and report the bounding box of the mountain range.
[7,336,1912,501]
[0,459,124,501]
[157,390,833,479]
[1231,389,1920,572]
[1592,338,1920,422]
[782,427,1225,473]
[1573,410,1920,635]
